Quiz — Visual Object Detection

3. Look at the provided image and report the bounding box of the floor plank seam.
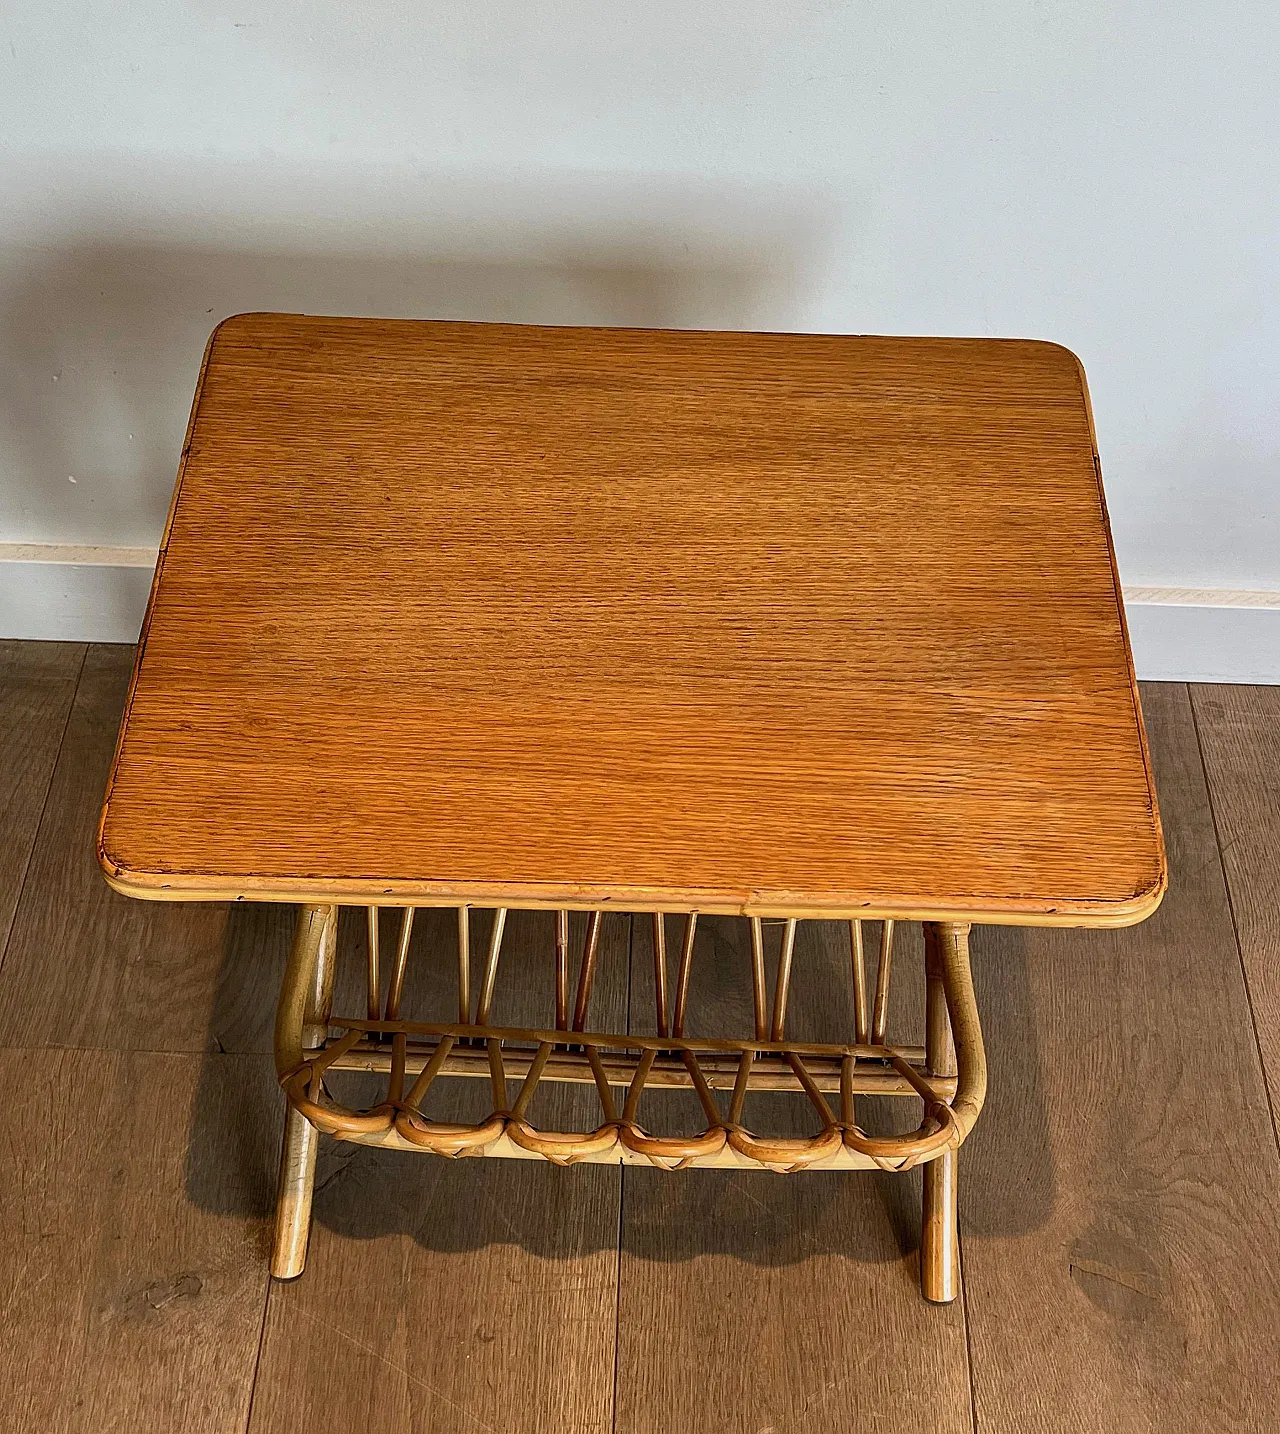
[957,1220,981,1434]
[1188,684,1280,1164]
[0,1042,270,1059]
[610,1168,626,1434]
[240,1275,275,1434]
[0,644,87,985]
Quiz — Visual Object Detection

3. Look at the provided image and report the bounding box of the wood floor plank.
[615,914,974,1434]
[0,640,84,955]
[0,644,253,1052]
[15,628,1279,1432]
[1189,683,1280,1140]
[960,682,1280,1433]
[249,908,629,1434]
[0,1047,278,1434]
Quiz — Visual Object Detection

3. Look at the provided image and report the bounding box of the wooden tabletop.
[99,313,1164,924]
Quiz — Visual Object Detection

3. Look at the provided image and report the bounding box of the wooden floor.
[2,640,1278,1433]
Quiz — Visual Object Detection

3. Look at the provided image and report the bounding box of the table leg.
[921,1149,959,1303]
[272,1105,321,1279]
[271,904,338,1280]
[920,921,963,1303]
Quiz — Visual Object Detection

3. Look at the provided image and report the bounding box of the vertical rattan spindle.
[476,909,509,1110]
[671,913,698,1038]
[846,918,869,1133]
[652,913,670,1037]
[850,919,869,1044]
[871,919,895,1044]
[749,917,768,1040]
[555,909,570,1030]
[365,907,381,1023]
[383,907,416,1106]
[458,907,472,1025]
[730,917,770,1133]
[572,912,604,1032]
[384,907,415,1022]
[769,919,798,1041]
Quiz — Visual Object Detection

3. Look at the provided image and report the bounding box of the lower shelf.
[275,905,987,1175]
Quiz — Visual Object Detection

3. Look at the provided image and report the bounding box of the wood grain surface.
[1190,683,1280,1143]
[0,640,83,952]
[5,644,1280,1432]
[959,684,1280,1432]
[0,646,235,1051]
[0,1047,277,1434]
[98,314,1162,924]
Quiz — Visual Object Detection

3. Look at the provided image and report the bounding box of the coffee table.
[98,313,1165,1304]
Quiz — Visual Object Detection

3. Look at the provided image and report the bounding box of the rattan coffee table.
[98,313,1165,1304]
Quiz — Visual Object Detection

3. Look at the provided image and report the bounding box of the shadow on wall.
[0,176,833,545]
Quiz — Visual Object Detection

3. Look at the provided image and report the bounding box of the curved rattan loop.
[283,1078,395,1135]
[394,1109,507,1156]
[840,1106,956,1162]
[618,1121,728,1162]
[281,1066,396,1136]
[726,1123,846,1170]
[507,1120,622,1163]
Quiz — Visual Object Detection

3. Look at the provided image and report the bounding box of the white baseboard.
[1123,602,1279,683]
[1,546,1277,682]
[0,550,156,643]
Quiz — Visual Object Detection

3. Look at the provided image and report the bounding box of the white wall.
[2,3,1277,673]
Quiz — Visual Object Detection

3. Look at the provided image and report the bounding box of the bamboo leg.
[920,921,962,1304]
[271,903,338,1280]
[921,1148,959,1303]
[273,1105,321,1281]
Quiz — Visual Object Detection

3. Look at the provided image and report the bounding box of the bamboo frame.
[271,904,338,1279]
[272,905,986,1299]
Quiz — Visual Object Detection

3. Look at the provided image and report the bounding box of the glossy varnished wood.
[98,315,1162,924]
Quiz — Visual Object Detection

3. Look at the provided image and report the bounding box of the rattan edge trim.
[310,1123,949,1172]
[99,862,1165,928]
